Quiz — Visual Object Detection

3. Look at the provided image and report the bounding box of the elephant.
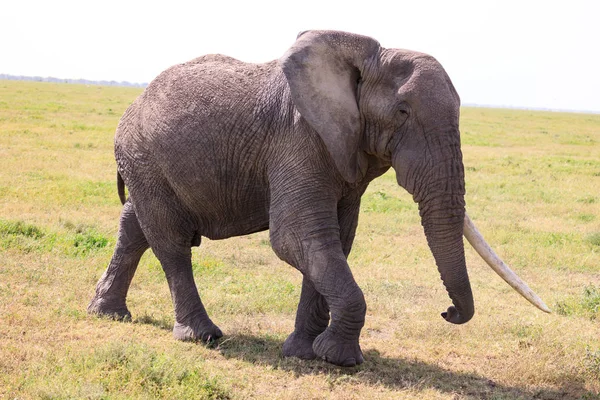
[88,30,549,367]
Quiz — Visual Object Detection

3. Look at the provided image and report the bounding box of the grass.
[1,80,599,399]
[556,285,600,320]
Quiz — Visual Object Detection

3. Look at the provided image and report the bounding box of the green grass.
[556,285,600,320]
[1,80,600,399]
[14,342,231,399]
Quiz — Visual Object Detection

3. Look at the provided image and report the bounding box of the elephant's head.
[280,30,549,323]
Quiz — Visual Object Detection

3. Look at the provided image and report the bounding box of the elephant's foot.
[312,328,364,367]
[87,296,131,321]
[173,319,223,343]
[282,331,318,360]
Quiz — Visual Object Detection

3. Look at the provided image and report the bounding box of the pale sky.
[2,0,599,112]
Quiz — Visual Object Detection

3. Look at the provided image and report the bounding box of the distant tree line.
[0,73,147,88]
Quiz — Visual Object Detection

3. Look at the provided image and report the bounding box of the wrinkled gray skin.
[88,30,472,367]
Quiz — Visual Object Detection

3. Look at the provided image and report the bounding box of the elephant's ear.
[279,30,380,183]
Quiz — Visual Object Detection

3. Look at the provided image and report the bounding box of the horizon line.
[2,73,598,115]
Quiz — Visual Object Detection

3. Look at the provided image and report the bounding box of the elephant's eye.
[397,102,410,117]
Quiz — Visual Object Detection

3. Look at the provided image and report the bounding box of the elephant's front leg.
[308,245,366,366]
[272,220,365,365]
[282,276,330,360]
[278,240,366,366]
[282,193,362,361]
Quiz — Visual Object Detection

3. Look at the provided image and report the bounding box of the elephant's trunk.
[393,112,550,321]
[393,127,475,323]
[419,190,474,324]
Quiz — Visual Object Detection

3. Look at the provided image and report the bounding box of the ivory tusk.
[463,213,551,313]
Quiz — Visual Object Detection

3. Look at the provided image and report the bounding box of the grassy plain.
[0,80,599,399]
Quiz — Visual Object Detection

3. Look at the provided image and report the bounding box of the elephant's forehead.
[374,49,459,113]
[381,48,436,65]
[380,49,444,75]
[378,50,450,89]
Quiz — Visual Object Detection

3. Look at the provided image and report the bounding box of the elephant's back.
[114,55,282,238]
[142,54,278,115]
[133,55,281,146]
[131,55,282,172]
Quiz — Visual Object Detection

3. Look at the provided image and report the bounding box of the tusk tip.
[539,304,552,314]
[532,298,552,313]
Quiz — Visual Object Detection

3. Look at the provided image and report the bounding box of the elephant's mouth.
[463,213,551,313]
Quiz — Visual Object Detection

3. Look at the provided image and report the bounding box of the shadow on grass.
[133,313,173,331]
[215,333,596,400]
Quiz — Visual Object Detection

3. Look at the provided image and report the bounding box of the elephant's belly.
[202,207,270,240]
[186,187,271,240]
[154,140,272,240]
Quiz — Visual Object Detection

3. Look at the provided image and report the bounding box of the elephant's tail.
[117,171,127,205]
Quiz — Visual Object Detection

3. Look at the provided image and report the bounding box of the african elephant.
[88,30,549,367]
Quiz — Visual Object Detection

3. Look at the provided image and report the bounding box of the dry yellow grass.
[1,80,599,399]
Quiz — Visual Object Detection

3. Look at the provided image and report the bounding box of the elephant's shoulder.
[185,54,244,67]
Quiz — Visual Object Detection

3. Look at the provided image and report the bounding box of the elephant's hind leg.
[123,172,222,342]
[282,277,329,360]
[151,245,223,342]
[88,200,148,320]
